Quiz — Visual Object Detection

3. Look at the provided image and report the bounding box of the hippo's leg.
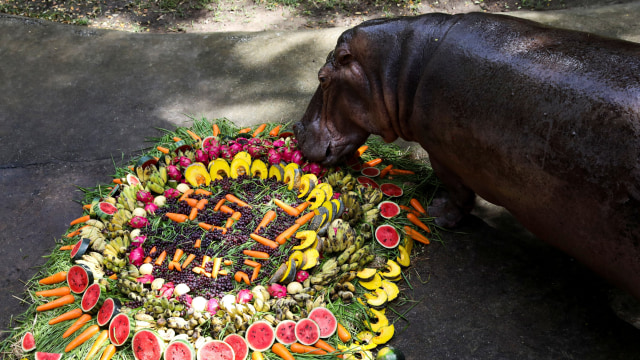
[428,158,475,228]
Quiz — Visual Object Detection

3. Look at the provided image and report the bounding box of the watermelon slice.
[380,183,403,197]
[357,176,379,189]
[295,318,321,346]
[244,321,275,352]
[81,283,104,314]
[274,320,297,345]
[97,298,121,327]
[197,340,235,360]
[109,313,132,346]
[67,264,93,294]
[35,352,62,360]
[94,201,118,219]
[136,155,159,169]
[378,201,400,219]
[126,174,142,187]
[308,307,338,338]
[223,334,249,360]
[21,331,35,352]
[164,339,194,360]
[132,329,165,360]
[375,225,401,249]
[70,237,91,261]
[361,167,380,177]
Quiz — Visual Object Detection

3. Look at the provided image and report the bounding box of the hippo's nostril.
[325,144,331,158]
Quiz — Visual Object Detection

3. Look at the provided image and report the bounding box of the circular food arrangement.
[9,119,435,360]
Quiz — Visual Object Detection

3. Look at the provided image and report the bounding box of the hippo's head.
[293,29,390,166]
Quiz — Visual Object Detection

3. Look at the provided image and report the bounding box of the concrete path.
[2,3,640,358]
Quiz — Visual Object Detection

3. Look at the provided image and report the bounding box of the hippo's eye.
[318,74,330,89]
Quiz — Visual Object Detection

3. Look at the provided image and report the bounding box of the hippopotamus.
[293,12,640,303]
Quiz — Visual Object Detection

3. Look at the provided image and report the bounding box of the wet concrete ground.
[2,3,640,358]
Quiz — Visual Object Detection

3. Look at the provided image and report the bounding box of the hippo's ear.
[335,48,353,66]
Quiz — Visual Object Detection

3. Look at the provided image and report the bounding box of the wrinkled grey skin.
[293,13,640,301]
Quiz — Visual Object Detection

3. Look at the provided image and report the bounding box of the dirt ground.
[0,0,637,33]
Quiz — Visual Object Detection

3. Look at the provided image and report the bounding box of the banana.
[148,182,165,194]
[84,219,105,230]
[349,246,369,264]
[321,258,337,273]
[159,166,168,184]
[81,254,103,268]
[337,244,357,266]
[88,251,105,264]
[91,237,106,252]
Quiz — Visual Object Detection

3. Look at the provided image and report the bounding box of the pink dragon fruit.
[167,165,182,181]
[267,283,287,298]
[206,298,220,314]
[236,289,253,304]
[281,147,294,162]
[273,139,285,148]
[303,163,323,177]
[136,190,154,204]
[208,145,220,159]
[295,270,309,283]
[248,138,262,146]
[178,156,192,167]
[290,150,304,165]
[129,215,149,228]
[136,274,154,284]
[267,149,282,165]
[131,235,147,247]
[129,247,145,266]
[164,188,180,199]
[195,149,208,164]
[219,145,233,160]
[229,141,243,155]
[145,203,158,214]
[247,145,265,158]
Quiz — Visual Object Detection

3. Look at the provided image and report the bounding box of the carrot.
[211,257,222,278]
[249,233,279,249]
[272,342,296,360]
[188,207,198,221]
[194,239,202,248]
[238,127,252,134]
[149,246,157,256]
[172,249,184,263]
[244,259,261,268]
[254,210,277,233]
[184,198,199,207]
[37,294,75,312]
[35,286,71,297]
[186,129,201,142]
[39,271,67,285]
[410,198,428,215]
[195,188,212,196]
[172,261,182,272]
[157,146,170,154]
[380,164,394,178]
[65,229,81,238]
[273,199,300,216]
[49,308,82,325]
[225,194,250,208]
[59,244,74,251]
[218,269,228,276]
[182,254,197,269]
[165,213,189,223]
[212,123,221,137]
[155,250,168,265]
[62,313,92,338]
[275,223,301,245]
[234,271,251,285]
[337,323,351,342]
[196,199,209,210]
[223,259,233,266]
[65,324,100,352]
[356,145,369,157]
[178,189,194,201]
[389,169,415,175]
[294,201,310,213]
[173,136,182,142]
[399,205,421,217]
[69,215,90,226]
[294,210,315,225]
[251,265,261,282]
[289,342,327,355]
[100,344,116,360]
[252,123,267,137]
[202,255,212,267]
[269,125,282,137]
[363,158,382,167]
[404,225,430,244]
[243,250,269,259]
[219,205,235,214]
[407,213,431,233]
[108,273,118,280]
[314,339,337,353]
[85,330,109,360]
[198,222,228,234]
[213,198,226,211]
[225,211,242,228]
